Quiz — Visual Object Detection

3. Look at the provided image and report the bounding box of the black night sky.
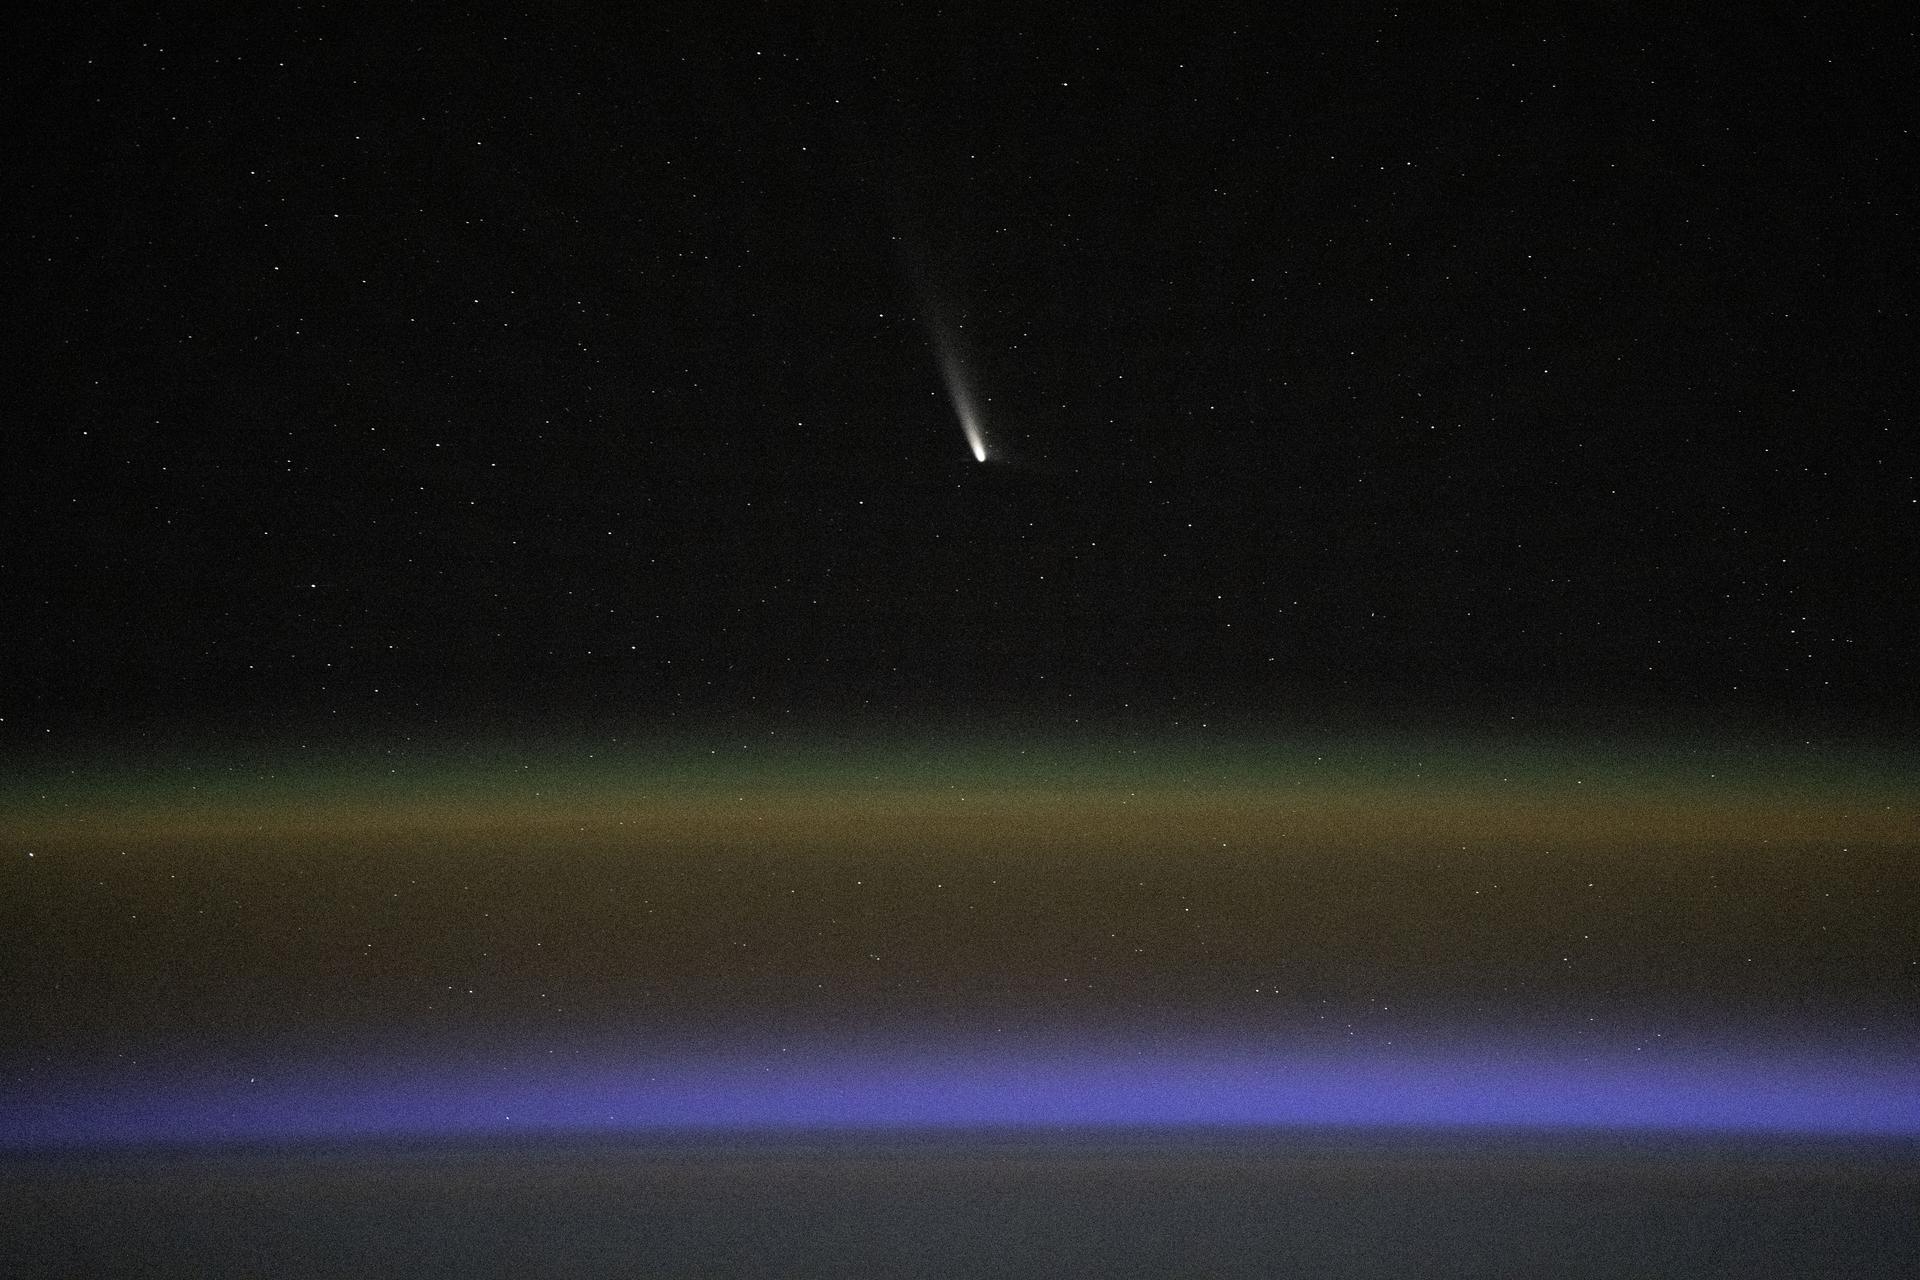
[3,8,1917,1274]
[8,7,1913,744]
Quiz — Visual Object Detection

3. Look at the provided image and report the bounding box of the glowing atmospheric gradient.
[4,731,1917,1150]
[6,1036,1918,1149]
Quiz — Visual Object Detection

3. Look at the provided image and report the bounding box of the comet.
[932,331,990,463]
[899,241,992,463]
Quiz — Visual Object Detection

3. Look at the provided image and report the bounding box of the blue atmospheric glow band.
[7,1040,1916,1148]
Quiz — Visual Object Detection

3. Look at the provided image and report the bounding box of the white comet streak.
[933,338,989,463]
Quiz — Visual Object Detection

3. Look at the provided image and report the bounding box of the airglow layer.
[6,734,1915,1153]
[6,1039,1918,1149]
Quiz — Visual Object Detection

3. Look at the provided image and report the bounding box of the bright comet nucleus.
[963,413,988,463]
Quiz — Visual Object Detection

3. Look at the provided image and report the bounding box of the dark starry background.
[5,6,1913,748]
[3,8,1918,1272]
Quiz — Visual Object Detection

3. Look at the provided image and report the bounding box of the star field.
[7,9,1913,746]
[2,4,1915,1173]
